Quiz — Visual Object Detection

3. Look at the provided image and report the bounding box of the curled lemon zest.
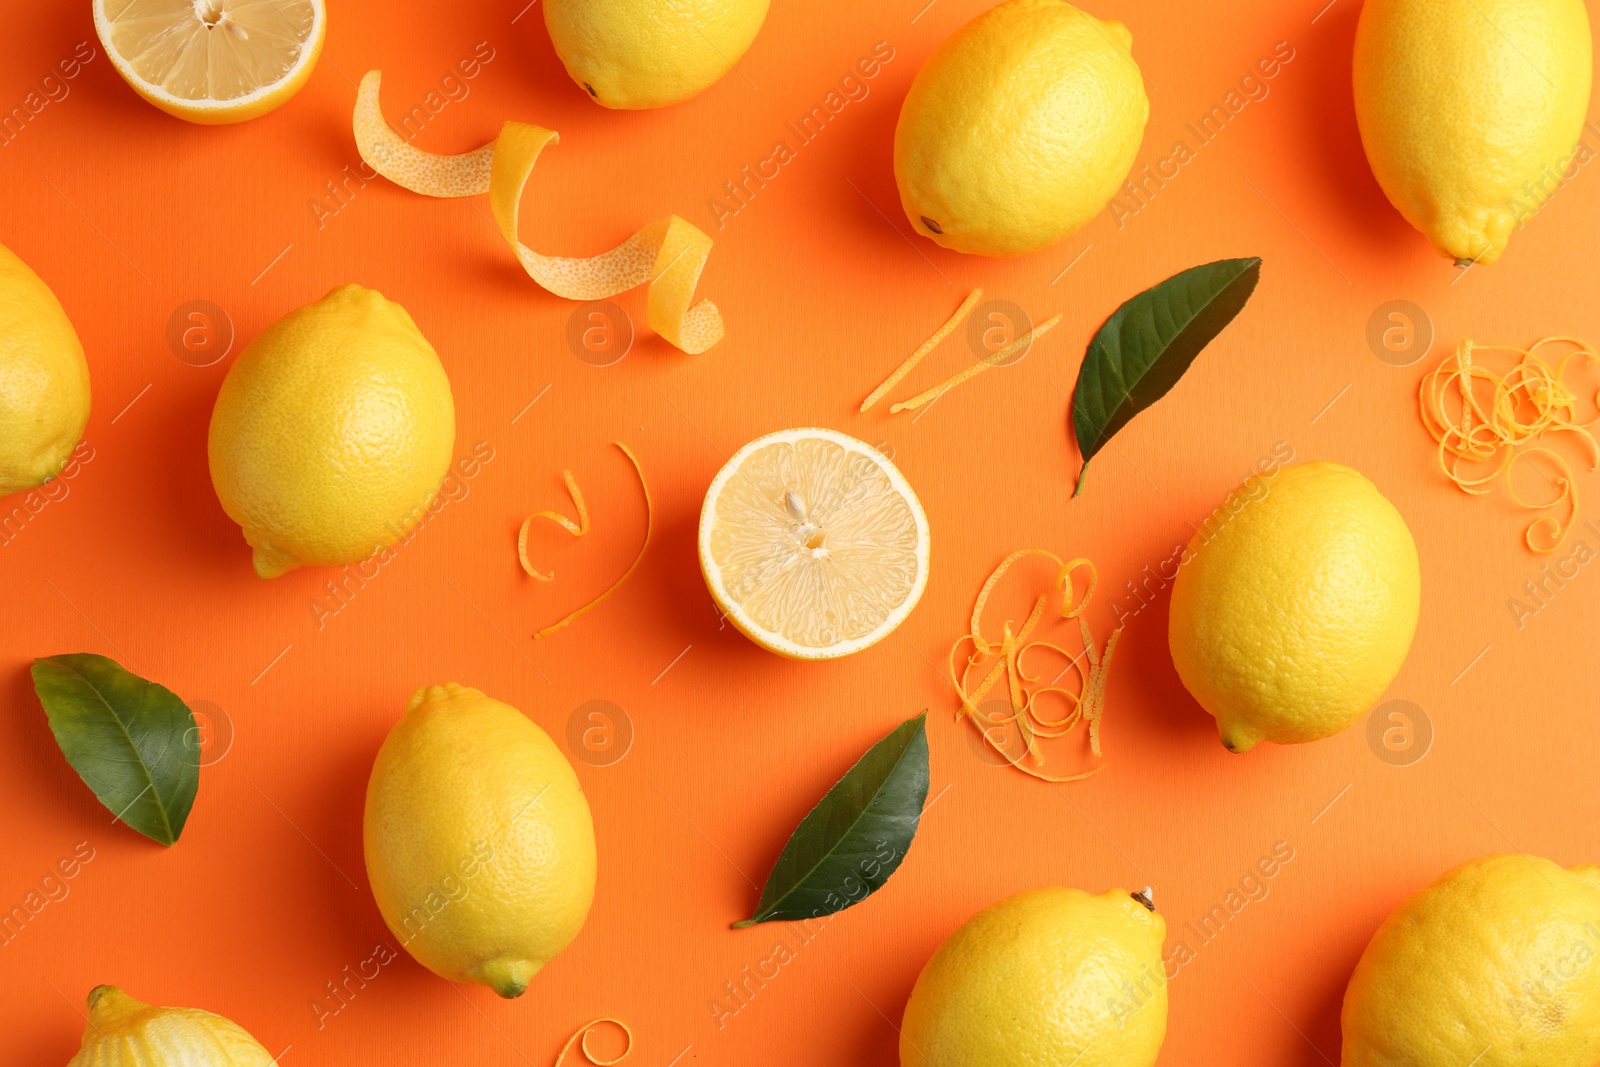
[950,550,1121,782]
[354,70,722,354]
[861,289,983,412]
[890,314,1063,413]
[518,470,591,581]
[533,443,652,639]
[1419,337,1599,551]
[554,1019,632,1067]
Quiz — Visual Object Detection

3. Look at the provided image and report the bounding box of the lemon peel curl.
[518,470,590,581]
[532,443,652,639]
[354,70,723,354]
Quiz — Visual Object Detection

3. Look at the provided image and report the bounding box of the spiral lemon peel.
[554,1018,633,1067]
[533,443,652,639]
[861,289,983,411]
[354,70,723,354]
[519,470,590,581]
[891,315,1064,413]
[1420,337,1599,552]
[949,550,1122,782]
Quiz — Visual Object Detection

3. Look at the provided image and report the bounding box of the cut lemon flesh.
[699,428,930,660]
[94,0,324,124]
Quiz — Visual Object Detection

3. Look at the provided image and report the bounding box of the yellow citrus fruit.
[893,0,1148,257]
[1342,854,1600,1066]
[0,242,89,499]
[68,985,276,1066]
[93,0,325,125]
[1168,461,1420,752]
[901,886,1168,1067]
[207,285,455,578]
[364,684,597,999]
[1353,0,1593,265]
[698,428,929,660]
[543,0,770,109]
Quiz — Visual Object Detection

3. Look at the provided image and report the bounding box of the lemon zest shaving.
[890,315,1063,413]
[518,470,591,581]
[1419,337,1599,552]
[354,70,722,354]
[553,1019,632,1067]
[533,443,652,639]
[949,550,1121,782]
[861,289,983,411]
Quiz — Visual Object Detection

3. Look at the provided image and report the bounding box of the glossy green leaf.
[1071,257,1262,496]
[736,712,929,927]
[32,653,200,846]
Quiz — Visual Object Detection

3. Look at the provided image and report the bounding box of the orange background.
[4,0,1600,1063]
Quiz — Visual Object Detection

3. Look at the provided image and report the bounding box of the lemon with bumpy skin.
[893,0,1148,257]
[901,886,1168,1067]
[364,684,597,998]
[544,0,770,109]
[1342,854,1600,1067]
[1169,461,1420,752]
[68,985,276,1066]
[208,285,455,578]
[1353,0,1593,265]
[0,241,89,499]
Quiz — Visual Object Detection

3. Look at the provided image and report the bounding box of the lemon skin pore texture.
[207,284,455,578]
[544,0,771,109]
[893,0,1149,257]
[1342,855,1600,1067]
[68,986,278,1066]
[363,684,597,999]
[1352,0,1593,264]
[900,887,1167,1067]
[0,242,90,499]
[1168,462,1421,753]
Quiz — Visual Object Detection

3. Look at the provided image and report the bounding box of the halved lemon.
[699,428,930,660]
[93,0,325,125]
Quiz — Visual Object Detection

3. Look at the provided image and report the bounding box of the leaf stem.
[1074,463,1090,498]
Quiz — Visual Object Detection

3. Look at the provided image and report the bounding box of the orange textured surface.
[3,1,1599,1064]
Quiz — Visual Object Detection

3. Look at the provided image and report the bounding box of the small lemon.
[0,241,89,499]
[364,684,597,999]
[207,285,455,578]
[1343,854,1600,1066]
[893,0,1148,257]
[544,0,770,109]
[1169,462,1420,752]
[901,886,1168,1067]
[1353,0,1593,265]
[68,985,275,1066]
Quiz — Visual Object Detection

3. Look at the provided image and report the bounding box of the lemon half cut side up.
[94,0,326,124]
[699,428,930,660]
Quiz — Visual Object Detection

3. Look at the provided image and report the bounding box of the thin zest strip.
[948,550,1122,782]
[553,1019,632,1067]
[1418,336,1598,552]
[354,71,723,355]
[518,470,591,581]
[533,443,652,639]
[861,289,983,411]
[890,315,1064,413]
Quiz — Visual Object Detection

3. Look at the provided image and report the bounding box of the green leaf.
[735,712,929,927]
[31,654,200,846]
[1070,257,1263,496]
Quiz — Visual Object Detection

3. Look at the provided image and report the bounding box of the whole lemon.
[0,241,89,498]
[364,684,597,999]
[1353,0,1593,265]
[1343,854,1600,1066]
[1168,462,1420,753]
[68,985,276,1066]
[207,285,454,578]
[893,0,1148,257]
[901,887,1168,1067]
[543,0,770,109]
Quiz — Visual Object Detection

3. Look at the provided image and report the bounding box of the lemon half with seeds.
[699,428,929,660]
[94,0,325,124]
